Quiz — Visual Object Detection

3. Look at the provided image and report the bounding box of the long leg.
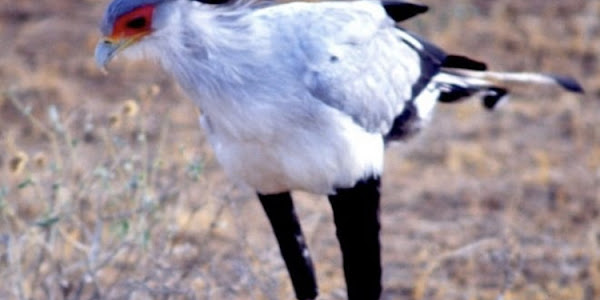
[258,192,318,300]
[328,176,382,300]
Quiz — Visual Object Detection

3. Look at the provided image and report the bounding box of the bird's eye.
[111,5,154,37]
[126,17,147,29]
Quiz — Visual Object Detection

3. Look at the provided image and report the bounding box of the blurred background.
[0,0,598,299]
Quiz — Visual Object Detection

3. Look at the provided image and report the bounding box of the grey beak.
[94,40,119,71]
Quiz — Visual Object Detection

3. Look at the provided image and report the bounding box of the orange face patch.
[110,5,155,39]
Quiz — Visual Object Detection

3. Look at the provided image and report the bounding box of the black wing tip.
[442,55,488,71]
[548,74,585,94]
[383,1,429,22]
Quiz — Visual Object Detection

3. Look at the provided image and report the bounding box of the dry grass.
[0,0,599,299]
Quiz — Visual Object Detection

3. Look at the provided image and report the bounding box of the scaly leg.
[258,192,318,300]
[328,177,382,300]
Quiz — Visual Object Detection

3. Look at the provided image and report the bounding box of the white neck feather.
[151,1,270,112]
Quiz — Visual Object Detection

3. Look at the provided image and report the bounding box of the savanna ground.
[0,0,599,299]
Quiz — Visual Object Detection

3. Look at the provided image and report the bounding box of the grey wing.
[297,2,445,134]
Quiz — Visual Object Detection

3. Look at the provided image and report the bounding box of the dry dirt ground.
[0,0,599,299]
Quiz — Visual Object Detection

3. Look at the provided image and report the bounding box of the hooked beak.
[94,36,138,72]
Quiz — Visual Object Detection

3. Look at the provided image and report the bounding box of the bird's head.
[95,0,229,70]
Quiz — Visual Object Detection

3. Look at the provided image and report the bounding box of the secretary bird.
[95,0,583,299]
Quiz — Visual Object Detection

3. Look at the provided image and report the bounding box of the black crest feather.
[442,55,488,71]
[190,0,229,4]
[382,1,429,22]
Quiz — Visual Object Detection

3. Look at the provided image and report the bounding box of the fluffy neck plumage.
[155,2,267,109]
[149,1,290,140]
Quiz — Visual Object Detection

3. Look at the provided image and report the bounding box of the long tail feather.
[433,66,584,110]
[442,69,584,93]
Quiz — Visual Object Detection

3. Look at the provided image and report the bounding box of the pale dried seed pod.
[9,151,29,175]
[121,99,140,117]
[33,152,47,169]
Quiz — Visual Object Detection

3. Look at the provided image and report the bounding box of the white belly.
[200,105,384,195]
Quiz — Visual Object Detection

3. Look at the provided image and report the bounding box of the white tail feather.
[441,68,584,93]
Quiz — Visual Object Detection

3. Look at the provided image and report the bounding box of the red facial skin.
[108,5,155,41]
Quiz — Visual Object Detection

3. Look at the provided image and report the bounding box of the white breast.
[200,102,384,195]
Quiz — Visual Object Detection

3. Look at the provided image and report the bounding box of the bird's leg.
[328,176,382,300]
[258,192,318,300]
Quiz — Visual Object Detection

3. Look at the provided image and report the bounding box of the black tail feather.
[438,85,475,103]
[547,74,585,93]
[482,87,508,110]
[438,83,509,110]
